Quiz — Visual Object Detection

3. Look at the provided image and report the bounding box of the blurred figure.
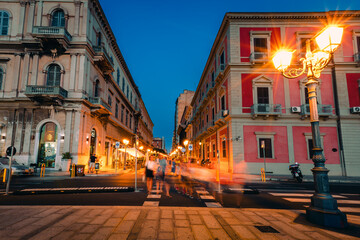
[145,155,155,194]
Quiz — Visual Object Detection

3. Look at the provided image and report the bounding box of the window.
[0,11,9,35]
[220,95,226,110]
[250,31,271,61]
[130,115,132,129]
[97,33,102,46]
[304,87,309,104]
[46,64,61,86]
[206,114,208,123]
[0,67,3,90]
[121,105,125,122]
[220,51,225,70]
[108,95,112,106]
[126,85,129,99]
[259,138,272,158]
[212,144,216,158]
[94,80,100,97]
[130,92,132,104]
[115,102,119,118]
[207,145,210,158]
[304,132,325,160]
[116,69,120,85]
[122,78,125,91]
[222,139,226,158]
[211,71,215,86]
[257,87,269,104]
[51,9,65,27]
[212,108,215,123]
[125,110,129,126]
[354,34,360,62]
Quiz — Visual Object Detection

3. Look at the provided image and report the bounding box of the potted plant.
[61,152,72,171]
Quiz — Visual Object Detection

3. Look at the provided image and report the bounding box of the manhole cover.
[254,225,279,233]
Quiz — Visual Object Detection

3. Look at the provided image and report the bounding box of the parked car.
[0,157,34,177]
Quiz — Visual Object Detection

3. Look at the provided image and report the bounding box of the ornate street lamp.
[123,139,129,170]
[273,25,347,228]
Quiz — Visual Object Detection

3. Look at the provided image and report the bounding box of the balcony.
[214,110,228,126]
[250,52,268,64]
[355,52,360,64]
[251,104,282,118]
[32,26,72,51]
[89,97,112,115]
[300,104,333,117]
[25,85,68,105]
[93,45,114,74]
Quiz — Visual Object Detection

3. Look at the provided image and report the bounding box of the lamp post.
[123,139,129,170]
[273,25,347,228]
[183,139,189,167]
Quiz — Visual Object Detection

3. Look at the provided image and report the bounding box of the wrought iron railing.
[300,104,333,116]
[354,52,360,63]
[32,26,72,41]
[250,52,268,63]
[89,97,112,112]
[251,104,282,115]
[93,45,114,66]
[25,85,68,98]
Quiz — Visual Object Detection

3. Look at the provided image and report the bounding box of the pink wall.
[346,73,360,107]
[292,126,340,164]
[240,27,281,62]
[342,26,360,62]
[243,126,289,163]
[320,74,334,106]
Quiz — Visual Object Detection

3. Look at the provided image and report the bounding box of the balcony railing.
[300,104,333,116]
[251,104,282,116]
[25,85,68,98]
[93,45,114,65]
[32,26,72,42]
[250,52,268,63]
[89,97,112,112]
[354,52,360,63]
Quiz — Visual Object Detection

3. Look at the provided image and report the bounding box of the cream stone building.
[0,0,153,170]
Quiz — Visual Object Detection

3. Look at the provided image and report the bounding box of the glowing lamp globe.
[273,50,293,71]
[315,26,343,53]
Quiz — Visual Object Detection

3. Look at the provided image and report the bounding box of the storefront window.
[37,122,58,167]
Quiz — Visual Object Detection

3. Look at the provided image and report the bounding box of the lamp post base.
[306,206,348,228]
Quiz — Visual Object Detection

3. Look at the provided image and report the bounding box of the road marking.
[339,207,360,213]
[196,190,209,195]
[283,198,311,203]
[258,189,314,193]
[337,200,360,204]
[228,188,254,192]
[147,194,161,199]
[205,202,222,208]
[269,193,348,198]
[200,195,215,200]
[143,201,159,206]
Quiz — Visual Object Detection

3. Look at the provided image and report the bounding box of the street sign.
[115,142,120,149]
[181,148,186,153]
[6,146,16,156]
[188,144,193,151]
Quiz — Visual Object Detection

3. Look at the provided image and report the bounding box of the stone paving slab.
[0,206,359,239]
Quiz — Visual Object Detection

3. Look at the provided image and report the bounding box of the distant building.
[172,90,194,150]
[152,137,165,150]
[189,11,360,176]
[0,0,153,170]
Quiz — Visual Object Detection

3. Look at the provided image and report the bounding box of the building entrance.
[37,122,58,168]
[90,128,96,156]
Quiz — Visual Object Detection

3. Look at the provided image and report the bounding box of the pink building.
[188,11,360,176]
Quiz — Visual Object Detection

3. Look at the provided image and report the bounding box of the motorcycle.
[289,162,303,183]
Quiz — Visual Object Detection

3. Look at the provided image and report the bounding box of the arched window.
[94,80,100,97]
[0,67,3,90]
[51,9,65,27]
[0,11,9,35]
[46,64,61,86]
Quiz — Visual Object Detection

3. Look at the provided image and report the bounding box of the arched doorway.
[37,122,58,167]
[90,128,96,156]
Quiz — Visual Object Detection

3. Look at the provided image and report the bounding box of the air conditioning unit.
[222,110,229,117]
[291,106,301,113]
[350,106,360,114]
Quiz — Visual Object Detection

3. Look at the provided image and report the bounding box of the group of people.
[144,155,171,197]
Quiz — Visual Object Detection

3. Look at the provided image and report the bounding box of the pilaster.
[21,53,30,92]
[64,110,72,153]
[30,53,39,85]
[26,0,36,37]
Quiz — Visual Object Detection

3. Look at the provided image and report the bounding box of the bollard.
[40,164,45,178]
[71,163,76,178]
[261,168,266,182]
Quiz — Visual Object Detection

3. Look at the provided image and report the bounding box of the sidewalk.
[37,167,134,178]
[0,206,359,239]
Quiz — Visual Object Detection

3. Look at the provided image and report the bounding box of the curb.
[13,186,134,195]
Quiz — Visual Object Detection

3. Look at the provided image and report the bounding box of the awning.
[118,148,145,158]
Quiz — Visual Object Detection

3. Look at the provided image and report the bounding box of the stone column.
[71,111,81,154]
[21,53,30,92]
[68,54,78,90]
[14,110,24,152]
[36,0,43,26]
[23,110,33,156]
[26,0,36,37]
[12,54,22,97]
[81,1,88,35]
[18,1,27,37]
[77,54,85,91]
[63,110,72,153]
[30,53,39,85]
[74,1,81,36]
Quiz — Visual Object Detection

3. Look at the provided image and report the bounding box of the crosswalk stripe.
[283,198,311,203]
[258,189,314,193]
[200,195,215,200]
[196,190,209,195]
[143,201,159,206]
[269,193,348,198]
[205,202,222,208]
[147,194,161,199]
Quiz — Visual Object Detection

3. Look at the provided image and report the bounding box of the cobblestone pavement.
[0,206,359,240]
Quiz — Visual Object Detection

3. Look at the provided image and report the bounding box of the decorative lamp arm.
[280,60,307,79]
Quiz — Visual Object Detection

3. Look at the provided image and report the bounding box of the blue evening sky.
[99,0,359,152]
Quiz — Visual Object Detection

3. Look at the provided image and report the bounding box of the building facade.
[172,89,194,150]
[0,0,153,170]
[188,11,360,176]
[152,137,165,151]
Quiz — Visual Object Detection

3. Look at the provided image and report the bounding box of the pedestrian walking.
[89,154,96,173]
[145,155,155,194]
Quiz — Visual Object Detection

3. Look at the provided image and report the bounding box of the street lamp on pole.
[183,139,189,167]
[123,139,129,170]
[273,25,347,228]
